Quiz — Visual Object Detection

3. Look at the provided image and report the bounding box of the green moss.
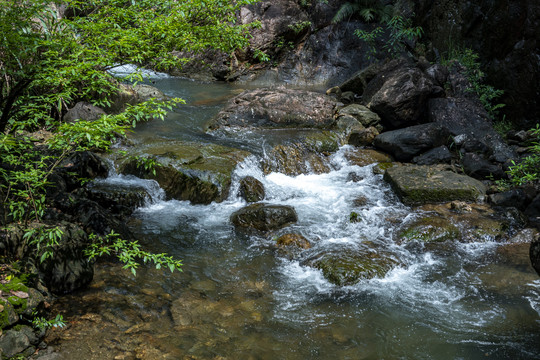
[397,216,460,244]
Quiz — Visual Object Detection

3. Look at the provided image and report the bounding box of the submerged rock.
[206,88,337,131]
[303,246,400,286]
[230,203,297,232]
[396,215,460,244]
[276,233,311,249]
[384,165,486,205]
[119,141,251,204]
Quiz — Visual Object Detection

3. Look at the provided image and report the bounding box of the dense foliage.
[1,0,259,276]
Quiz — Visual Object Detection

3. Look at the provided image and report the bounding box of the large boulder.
[362,59,439,129]
[530,230,540,276]
[63,101,106,123]
[206,88,337,131]
[1,222,94,294]
[384,165,486,205]
[525,194,540,230]
[230,203,297,232]
[428,97,517,164]
[373,123,450,162]
[119,141,251,204]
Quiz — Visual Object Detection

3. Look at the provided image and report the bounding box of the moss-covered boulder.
[118,140,251,204]
[396,215,460,244]
[303,247,400,286]
[0,276,44,330]
[384,165,486,205]
[262,131,342,175]
[231,203,297,232]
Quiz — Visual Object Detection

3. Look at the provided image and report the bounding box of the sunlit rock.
[231,203,297,232]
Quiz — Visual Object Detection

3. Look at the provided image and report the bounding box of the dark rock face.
[362,59,438,129]
[238,176,265,203]
[373,123,450,162]
[462,152,505,180]
[525,194,540,230]
[488,189,529,210]
[412,145,452,165]
[530,231,540,276]
[206,88,337,131]
[1,223,94,294]
[428,97,517,164]
[85,181,149,217]
[411,0,540,128]
[53,151,108,193]
[384,165,486,205]
[63,102,106,123]
[230,203,297,232]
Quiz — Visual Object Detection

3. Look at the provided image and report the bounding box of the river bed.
[44,74,540,359]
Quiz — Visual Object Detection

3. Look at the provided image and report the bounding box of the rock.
[0,327,33,359]
[262,131,341,175]
[344,148,393,167]
[238,176,265,203]
[276,233,311,249]
[384,165,486,205]
[52,151,108,193]
[348,126,380,146]
[85,181,150,217]
[230,203,297,232]
[119,140,251,204]
[525,194,540,230]
[337,104,381,128]
[428,97,517,163]
[340,91,355,104]
[412,145,452,165]
[424,64,449,88]
[417,203,516,243]
[339,62,385,95]
[374,123,450,162]
[303,246,400,286]
[206,88,337,131]
[462,153,506,180]
[362,59,437,128]
[336,115,364,133]
[63,102,106,123]
[396,215,460,244]
[37,222,94,294]
[132,84,167,102]
[529,230,540,276]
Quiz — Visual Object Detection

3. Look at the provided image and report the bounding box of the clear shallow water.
[45,75,540,359]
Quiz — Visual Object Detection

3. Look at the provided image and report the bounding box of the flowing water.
[45,71,540,359]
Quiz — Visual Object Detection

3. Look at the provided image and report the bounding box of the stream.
[44,71,540,359]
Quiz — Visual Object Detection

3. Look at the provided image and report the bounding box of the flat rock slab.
[206,88,337,130]
[384,165,486,205]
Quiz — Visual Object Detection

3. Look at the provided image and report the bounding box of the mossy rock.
[384,165,486,205]
[117,140,251,204]
[304,248,400,286]
[303,131,342,154]
[344,148,393,167]
[396,215,460,244]
[276,233,311,249]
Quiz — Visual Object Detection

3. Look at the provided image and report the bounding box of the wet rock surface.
[119,140,251,204]
[206,88,337,131]
[384,165,486,205]
[374,123,450,162]
[238,176,265,203]
[231,203,298,232]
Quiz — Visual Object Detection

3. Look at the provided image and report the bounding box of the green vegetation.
[442,48,505,120]
[1,0,258,283]
[506,125,540,186]
[355,15,423,59]
[332,0,393,24]
[288,21,312,35]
